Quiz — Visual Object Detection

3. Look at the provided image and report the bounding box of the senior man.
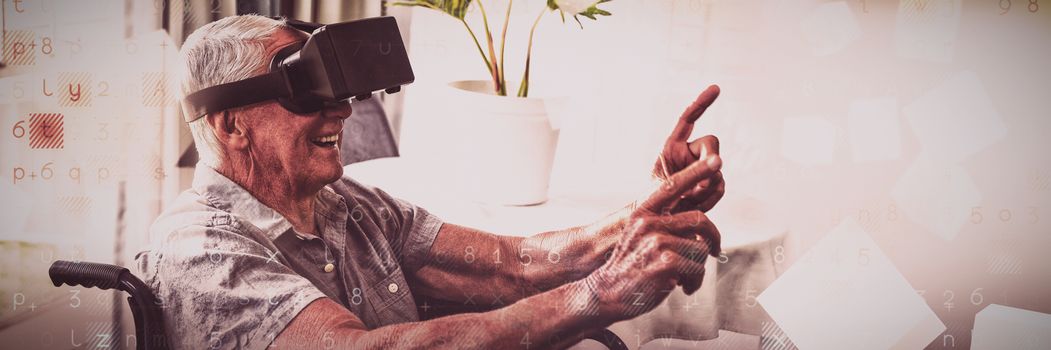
[137,15,726,349]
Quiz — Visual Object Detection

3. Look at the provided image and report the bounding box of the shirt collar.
[191,164,344,241]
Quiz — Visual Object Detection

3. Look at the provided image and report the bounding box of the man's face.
[237,29,353,192]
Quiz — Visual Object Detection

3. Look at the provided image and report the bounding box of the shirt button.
[323,263,335,273]
[387,283,399,294]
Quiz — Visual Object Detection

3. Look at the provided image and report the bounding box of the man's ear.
[206,110,249,151]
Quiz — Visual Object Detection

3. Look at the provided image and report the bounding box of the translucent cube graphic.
[894,0,961,62]
[757,218,944,349]
[903,71,1006,163]
[780,117,838,165]
[891,155,982,240]
[892,310,948,349]
[972,304,1051,350]
[799,1,862,56]
[847,97,901,163]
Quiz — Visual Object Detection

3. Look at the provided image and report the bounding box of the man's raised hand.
[652,84,725,213]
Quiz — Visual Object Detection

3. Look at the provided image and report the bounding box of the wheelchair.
[48,260,169,350]
[50,260,626,350]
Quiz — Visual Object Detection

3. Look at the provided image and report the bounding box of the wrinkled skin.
[653,84,725,214]
[209,28,353,236]
[584,154,723,320]
[580,84,726,319]
[189,23,732,345]
[260,82,730,349]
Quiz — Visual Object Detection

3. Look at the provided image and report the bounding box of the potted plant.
[389,0,612,205]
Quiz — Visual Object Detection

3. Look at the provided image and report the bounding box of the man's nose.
[321,101,353,120]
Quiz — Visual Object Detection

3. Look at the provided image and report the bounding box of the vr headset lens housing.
[182,16,414,122]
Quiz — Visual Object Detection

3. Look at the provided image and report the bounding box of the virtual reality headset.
[181,16,414,122]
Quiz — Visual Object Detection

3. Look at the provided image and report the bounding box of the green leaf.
[388,0,473,20]
[544,0,613,28]
[576,0,612,21]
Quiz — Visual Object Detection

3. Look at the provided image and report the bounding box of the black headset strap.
[182,18,325,123]
[181,70,290,122]
[271,16,324,33]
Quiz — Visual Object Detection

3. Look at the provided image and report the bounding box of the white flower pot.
[446,80,560,205]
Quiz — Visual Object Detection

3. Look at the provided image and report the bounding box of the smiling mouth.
[310,134,339,148]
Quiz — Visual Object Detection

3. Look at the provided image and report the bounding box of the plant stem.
[518,7,546,98]
[498,0,513,95]
[461,18,494,79]
[476,0,504,95]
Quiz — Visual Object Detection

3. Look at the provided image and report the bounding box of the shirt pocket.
[365,267,417,326]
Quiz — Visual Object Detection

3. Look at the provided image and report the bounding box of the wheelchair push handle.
[49,260,128,290]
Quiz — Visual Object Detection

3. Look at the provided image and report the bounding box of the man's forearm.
[279,279,610,350]
[514,204,631,294]
[413,204,633,305]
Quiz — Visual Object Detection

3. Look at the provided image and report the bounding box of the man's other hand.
[582,157,723,322]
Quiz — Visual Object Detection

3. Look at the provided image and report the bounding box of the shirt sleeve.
[337,178,444,274]
[136,224,327,350]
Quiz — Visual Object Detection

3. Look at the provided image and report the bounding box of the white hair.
[179,14,287,168]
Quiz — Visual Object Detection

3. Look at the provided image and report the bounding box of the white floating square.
[903,71,1006,163]
[892,310,948,349]
[891,154,982,240]
[847,97,901,163]
[894,0,961,62]
[972,304,1051,350]
[758,218,943,350]
[799,1,862,56]
[780,117,837,165]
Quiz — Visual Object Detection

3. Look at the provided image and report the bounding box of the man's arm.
[275,153,723,349]
[408,85,726,305]
[408,207,630,306]
[275,280,605,350]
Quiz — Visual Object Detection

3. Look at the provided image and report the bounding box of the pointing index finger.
[669,85,721,143]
